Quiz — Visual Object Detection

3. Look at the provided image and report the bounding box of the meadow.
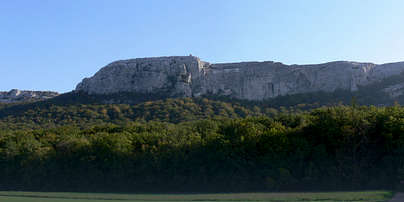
[0,191,394,202]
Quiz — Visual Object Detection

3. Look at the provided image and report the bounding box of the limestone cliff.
[76,56,404,100]
[0,89,59,103]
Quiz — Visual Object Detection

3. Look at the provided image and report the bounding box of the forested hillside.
[0,97,273,130]
[1,104,404,192]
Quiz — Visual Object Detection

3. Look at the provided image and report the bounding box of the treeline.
[1,105,404,192]
[0,97,282,130]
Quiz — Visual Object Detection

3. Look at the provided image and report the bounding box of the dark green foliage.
[0,97,270,130]
[1,105,404,192]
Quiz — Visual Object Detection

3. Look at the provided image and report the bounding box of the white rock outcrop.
[0,89,59,103]
[76,56,404,100]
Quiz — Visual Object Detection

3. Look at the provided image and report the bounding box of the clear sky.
[1,0,404,93]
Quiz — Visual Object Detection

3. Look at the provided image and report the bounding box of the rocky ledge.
[76,56,404,101]
[0,89,59,103]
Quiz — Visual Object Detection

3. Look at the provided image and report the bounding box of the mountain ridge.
[75,56,404,101]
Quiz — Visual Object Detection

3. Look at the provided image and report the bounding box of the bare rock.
[0,89,59,103]
[76,56,404,100]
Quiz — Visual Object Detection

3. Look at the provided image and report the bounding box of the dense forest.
[1,99,404,192]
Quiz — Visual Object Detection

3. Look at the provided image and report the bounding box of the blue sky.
[1,0,404,92]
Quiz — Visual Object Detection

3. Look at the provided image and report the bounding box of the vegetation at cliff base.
[0,97,267,130]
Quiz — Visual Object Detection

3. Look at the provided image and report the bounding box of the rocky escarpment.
[76,56,404,101]
[0,89,59,103]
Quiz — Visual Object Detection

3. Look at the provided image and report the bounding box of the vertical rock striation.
[76,56,207,97]
[75,56,404,100]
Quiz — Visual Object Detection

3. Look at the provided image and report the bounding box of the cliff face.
[76,56,206,97]
[76,56,404,100]
[0,89,59,103]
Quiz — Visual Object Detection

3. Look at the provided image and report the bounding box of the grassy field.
[0,191,394,202]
